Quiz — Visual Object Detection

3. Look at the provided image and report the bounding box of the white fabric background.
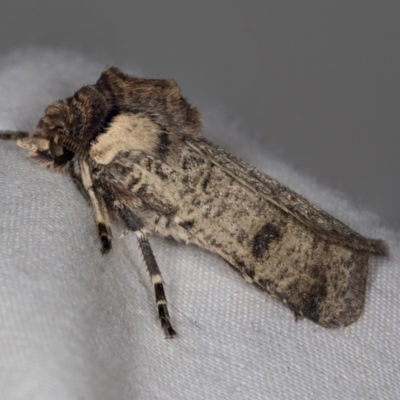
[0,50,398,400]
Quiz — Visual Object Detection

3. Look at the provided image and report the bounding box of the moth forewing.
[102,136,376,328]
[0,66,385,337]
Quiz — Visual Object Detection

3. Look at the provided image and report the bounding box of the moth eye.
[49,137,74,163]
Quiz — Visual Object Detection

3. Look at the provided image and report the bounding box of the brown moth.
[0,67,386,337]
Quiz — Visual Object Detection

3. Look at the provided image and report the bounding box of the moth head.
[17,133,74,171]
[17,85,106,170]
[14,101,74,170]
[7,67,202,170]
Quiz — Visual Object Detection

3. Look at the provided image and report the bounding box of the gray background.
[0,1,398,227]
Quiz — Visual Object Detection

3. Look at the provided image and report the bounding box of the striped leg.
[119,207,176,338]
[80,159,112,253]
[137,231,176,338]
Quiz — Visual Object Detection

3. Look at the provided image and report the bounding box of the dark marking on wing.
[201,176,210,192]
[301,279,328,323]
[236,229,247,244]
[127,175,142,191]
[179,220,194,229]
[119,206,144,231]
[155,130,171,158]
[114,163,131,176]
[154,163,169,180]
[252,223,281,259]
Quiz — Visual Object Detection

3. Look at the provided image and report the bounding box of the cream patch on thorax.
[89,113,160,164]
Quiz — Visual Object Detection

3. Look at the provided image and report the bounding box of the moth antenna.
[56,135,97,167]
[0,130,32,140]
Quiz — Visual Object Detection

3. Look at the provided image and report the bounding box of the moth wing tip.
[368,239,388,257]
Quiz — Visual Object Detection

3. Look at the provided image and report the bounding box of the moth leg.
[79,159,112,254]
[119,208,176,338]
[137,231,177,338]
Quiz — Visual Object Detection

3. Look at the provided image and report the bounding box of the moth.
[0,67,386,337]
